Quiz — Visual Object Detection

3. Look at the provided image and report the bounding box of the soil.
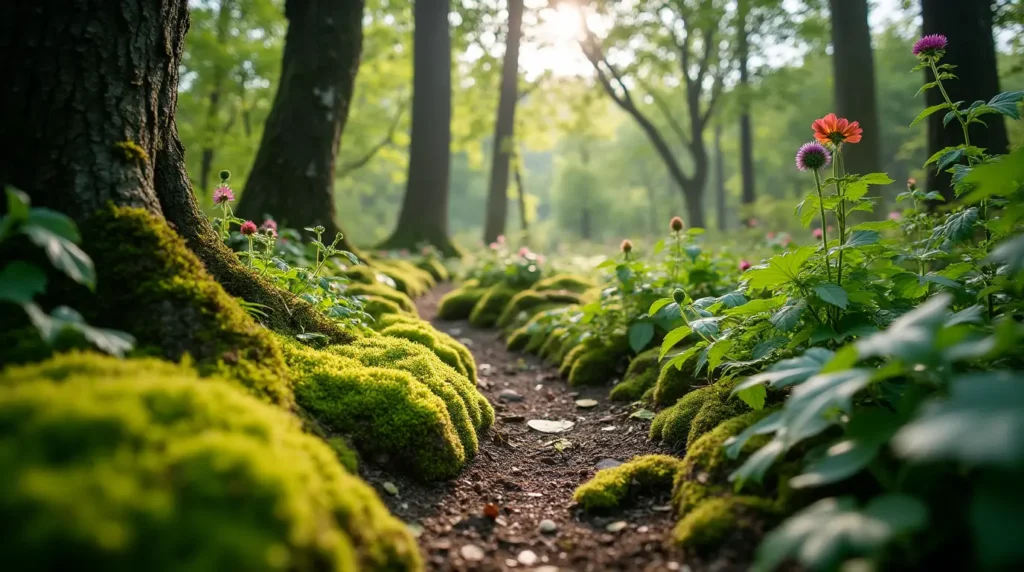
[363,285,742,571]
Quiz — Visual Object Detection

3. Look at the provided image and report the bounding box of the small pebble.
[460,544,485,562]
[606,521,628,532]
[498,389,524,402]
[595,458,623,470]
[505,558,519,567]
[539,519,558,534]
[517,550,539,566]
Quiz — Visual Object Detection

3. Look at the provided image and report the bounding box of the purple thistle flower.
[240,221,258,236]
[913,34,947,57]
[213,184,235,205]
[795,142,832,172]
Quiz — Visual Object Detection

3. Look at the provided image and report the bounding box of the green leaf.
[665,343,705,371]
[724,412,783,459]
[659,326,692,360]
[934,207,979,244]
[717,291,747,308]
[22,226,96,289]
[730,437,785,488]
[857,173,894,186]
[731,348,834,394]
[25,208,81,242]
[961,147,1024,204]
[893,371,1024,465]
[789,438,881,489]
[630,408,657,420]
[986,234,1024,275]
[690,317,721,338]
[936,148,965,172]
[628,321,655,353]
[910,102,950,127]
[652,239,666,254]
[856,293,951,363]
[0,262,47,304]
[736,384,767,411]
[770,299,807,332]
[836,230,880,250]
[706,339,736,372]
[744,247,815,291]
[850,220,899,232]
[813,283,848,309]
[724,296,786,317]
[24,304,135,357]
[753,495,927,572]
[5,187,30,223]
[648,297,673,316]
[985,90,1024,120]
[797,192,822,228]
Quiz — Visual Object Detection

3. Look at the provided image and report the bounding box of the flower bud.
[670,216,684,233]
[219,170,231,182]
[620,239,633,254]
[672,288,686,305]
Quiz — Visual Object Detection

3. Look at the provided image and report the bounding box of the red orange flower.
[812,113,863,146]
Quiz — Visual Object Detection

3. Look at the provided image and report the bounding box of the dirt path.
[364,286,690,571]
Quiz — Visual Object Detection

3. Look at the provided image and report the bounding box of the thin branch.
[337,102,406,178]
[635,76,690,147]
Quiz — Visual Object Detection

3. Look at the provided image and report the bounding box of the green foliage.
[572,455,681,511]
[0,353,420,570]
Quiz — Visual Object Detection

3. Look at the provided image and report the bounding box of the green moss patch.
[533,273,595,293]
[567,343,629,387]
[417,258,449,282]
[77,206,292,405]
[650,380,747,450]
[609,348,661,402]
[573,455,682,511]
[347,282,417,315]
[496,289,581,329]
[468,284,518,328]
[652,362,695,406]
[673,496,778,551]
[437,286,487,321]
[375,314,478,385]
[0,354,420,570]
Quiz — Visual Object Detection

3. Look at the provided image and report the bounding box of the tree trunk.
[198,0,235,198]
[237,0,364,250]
[922,0,1009,201]
[0,0,350,343]
[829,0,883,201]
[715,124,727,232]
[483,0,524,244]
[513,150,529,243]
[580,145,592,241]
[380,0,457,256]
[738,0,756,208]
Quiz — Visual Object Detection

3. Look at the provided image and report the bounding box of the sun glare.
[520,2,595,78]
[537,3,586,45]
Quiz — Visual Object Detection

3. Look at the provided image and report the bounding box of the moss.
[538,327,570,363]
[652,362,695,406]
[280,339,467,481]
[342,264,378,286]
[567,346,627,387]
[362,296,405,323]
[673,496,778,551]
[609,348,661,402]
[468,284,518,328]
[375,314,478,385]
[76,206,293,405]
[673,409,777,514]
[372,259,434,298]
[347,283,417,315]
[0,354,420,570]
[328,437,360,473]
[559,343,589,377]
[652,379,746,450]
[534,273,594,293]
[688,398,750,447]
[437,286,487,321]
[417,258,449,282]
[113,140,149,164]
[506,325,531,351]
[496,290,581,330]
[573,455,681,511]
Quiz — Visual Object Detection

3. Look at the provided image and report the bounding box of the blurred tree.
[380,0,459,256]
[737,0,755,211]
[483,0,524,243]
[921,0,1009,201]
[829,0,883,193]
[237,0,365,250]
[715,123,727,232]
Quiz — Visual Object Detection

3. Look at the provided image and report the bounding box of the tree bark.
[380,0,458,256]
[922,0,1009,201]
[829,0,883,196]
[0,0,350,343]
[237,0,364,251]
[715,124,727,232]
[738,0,756,208]
[513,149,529,243]
[483,0,524,244]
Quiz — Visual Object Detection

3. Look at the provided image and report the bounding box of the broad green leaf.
[753,495,927,572]
[849,220,899,232]
[665,343,705,371]
[986,234,1024,275]
[0,262,47,304]
[789,438,881,488]
[984,90,1024,120]
[717,291,747,308]
[797,192,822,228]
[893,371,1024,465]
[660,326,693,360]
[24,304,135,357]
[784,369,873,445]
[706,339,736,372]
[856,293,951,363]
[25,208,81,242]
[751,337,789,360]
[648,297,673,316]
[730,437,784,488]
[724,411,783,459]
[770,299,807,332]
[5,187,31,223]
[961,147,1024,204]
[813,283,848,309]
[936,147,965,172]
[910,102,950,127]
[934,207,979,244]
[22,226,96,289]
[737,384,767,411]
[731,348,834,394]
[690,317,721,338]
[858,173,894,186]
[628,321,655,353]
[744,247,815,291]
[835,230,880,250]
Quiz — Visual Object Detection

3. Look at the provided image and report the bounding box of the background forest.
[177,0,1023,252]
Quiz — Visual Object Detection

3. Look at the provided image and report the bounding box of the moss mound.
[559,343,589,377]
[0,354,420,571]
[375,314,478,385]
[533,274,594,293]
[468,284,518,328]
[506,325,531,352]
[417,258,449,282]
[362,296,405,323]
[281,339,467,480]
[567,343,628,387]
[673,496,778,551]
[573,455,681,511]
[77,206,293,405]
[495,289,581,329]
[650,380,747,450]
[609,348,661,402]
[373,259,435,298]
[347,282,417,315]
[652,362,695,406]
[537,327,570,363]
[437,285,487,321]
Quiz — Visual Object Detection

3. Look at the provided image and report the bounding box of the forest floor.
[363,285,743,572]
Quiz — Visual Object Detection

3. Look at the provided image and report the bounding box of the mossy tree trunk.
[482,0,524,244]
[380,0,459,257]
[0,0,350,343]
[922,0,1008,202]
[236,0,365,251]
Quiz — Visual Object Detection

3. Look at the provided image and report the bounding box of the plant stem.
[833,148,846,287]
[246,237,253,269]
[813,169,832,283]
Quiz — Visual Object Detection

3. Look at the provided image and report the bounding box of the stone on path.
[460,544,485,562]
[538,519,558,534]
[595,459,623,470]
[498,389,523,402]
[517,549,539,566]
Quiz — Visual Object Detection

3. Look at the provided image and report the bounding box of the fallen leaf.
[606,521,628,532]
[630,408,657,420]
[553,438,572,452]
[601,425,617,431]
[527,419,575,433]
[382,482,399,496]
[406,522,424,538]
[575,398,599,409]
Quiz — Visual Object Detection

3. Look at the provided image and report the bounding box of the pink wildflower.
[739,260,751,272]
[213,184,235,205]
[813,228,823,239]
[260,218,277,232]
[889,211,902,221]
[496,235,506,245]
[518,247,531,257]
[240,221,258,236]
